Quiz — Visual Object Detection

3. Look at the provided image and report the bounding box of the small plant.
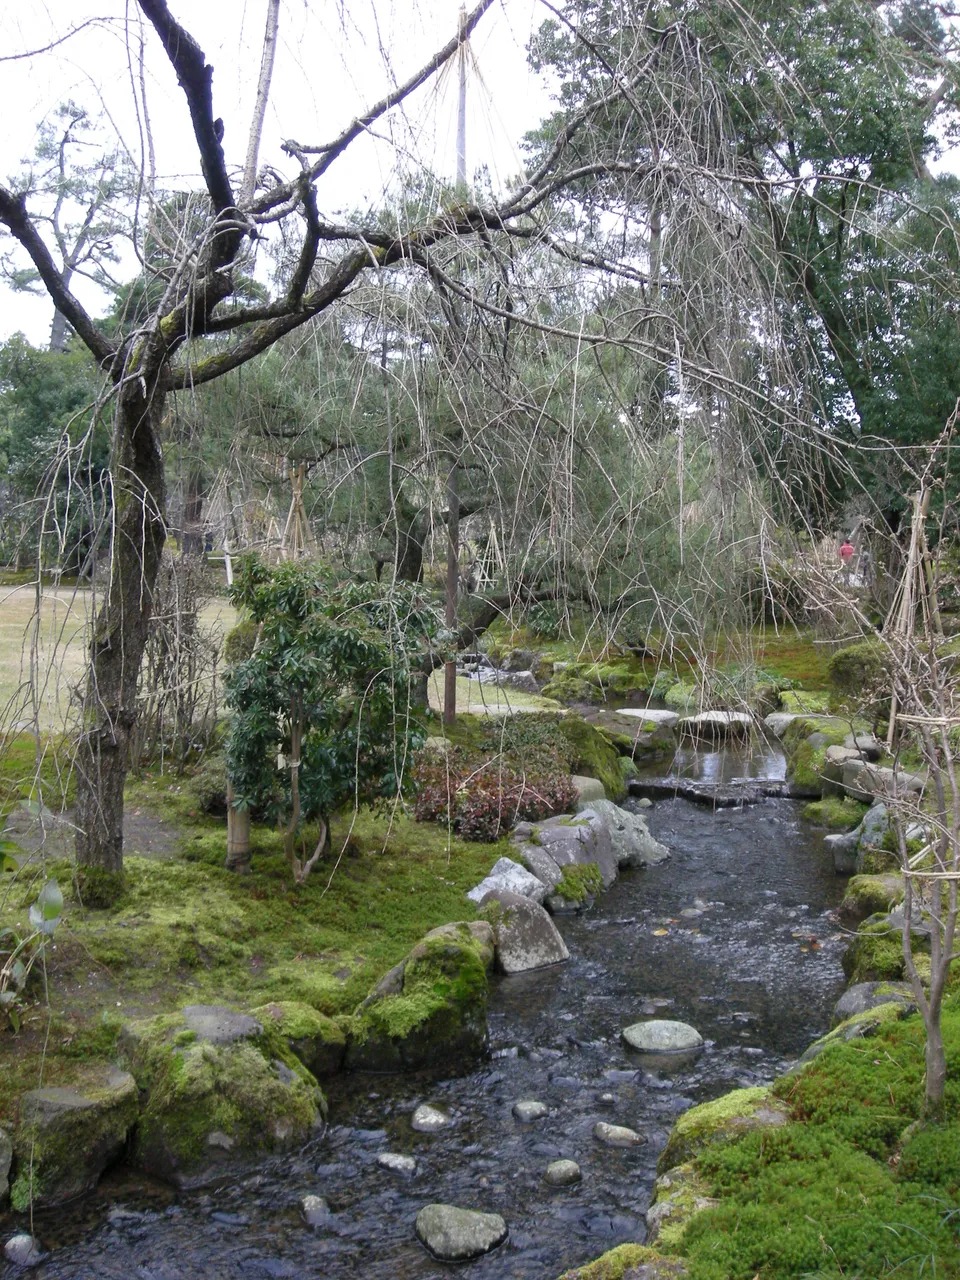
[0,876,63,1031]
[413,748,577,842]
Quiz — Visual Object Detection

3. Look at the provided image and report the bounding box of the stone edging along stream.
[0,796,669,1217]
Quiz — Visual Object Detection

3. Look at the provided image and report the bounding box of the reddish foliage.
[412,748,577,843]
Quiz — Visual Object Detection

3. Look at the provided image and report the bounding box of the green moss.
[541,675,604,705]
[658,1086,788,1174]
[782,715,851,792]
[827,640,888,710]
[779,689,832,714]
[649,1162,718,1251]
[74,865,126,908]
[842,915,930,984]
[554,861,604,903]
[557,1243,679,1280]
[556,716,626,802]
[618,756,639,782]
[839,873,904,921]
[798,1000,914,1067]
[802,796,869,829]
[665,681,698,712]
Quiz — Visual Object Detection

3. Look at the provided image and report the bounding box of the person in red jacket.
[839,538,855,583]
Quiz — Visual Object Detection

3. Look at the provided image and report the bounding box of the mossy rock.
[10,1063,138,1209]
[556,717,626,803]
[780,689,832,714]
[618,756,639,782]
[541,675,604,705]
[646,1161,717,1249]
[842,916,930,984]
[551,861,604,907]
[347,922,494,1072]
[664,681,698,713]
[797,1000,916,1067]
[657,1085,790,1175]
[827,640,887,711]
[782,715,851,794]
[122,1006,324,1190]
[837,874,904,928]
[802,796,869,830]
[556,1242,687,1279]
[251,1001,347,1078]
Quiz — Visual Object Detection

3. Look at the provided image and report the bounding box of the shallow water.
[5,746,848,1280]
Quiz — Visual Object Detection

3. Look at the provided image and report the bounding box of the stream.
[6,741,848,1280]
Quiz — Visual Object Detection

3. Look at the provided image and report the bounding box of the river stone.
[568,808,619,887]
[11,1065,138,1209]
[0,1125,10,1207]
[845,731,883,761]
[622,1020,703,1054]
[500,670,540,695]
[415,1204,508,1261]
[513,1099,549,1122]
[502,648,536,672]
[467,857,547,905]
[514,842,564,892]
[583,799,670,869]
[843,761,925,804]
[299,1194,330,1226]
[3,1234,43,1268]
[573,775,606,804]
[594,1121,644,1147]
[377,1152,417,1175]
[833,981,916,1025]
[543,1158,581,1186]
[411,1104,451,1133]
[825,829,860,875]
[482,889,570,973]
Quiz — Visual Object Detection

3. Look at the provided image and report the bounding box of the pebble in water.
[299,1195,330,1226]
[593,1121,644,1147]
[411,1104,451,1132]
[377,1152,417,1176]
[543,1159,582,1187]
[3,1234,44,1269]
[598,1092,617,1106]
[512,1099,549,1122]
[622,1019,703,1053]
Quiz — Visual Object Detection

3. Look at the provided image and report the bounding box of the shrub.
[412,748,577,842]
[827,639,888,711]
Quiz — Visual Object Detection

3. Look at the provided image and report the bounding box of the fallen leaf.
[653,928,669,936]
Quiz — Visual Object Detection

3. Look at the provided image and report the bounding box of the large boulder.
[480,889,570,973]
[573,775,606,804]
[250,1001,347,1077]
[121,1004,324,1190]
[763,711,798,739]
[501,648,537,673]
[415,1204,507,1261]
[511,809,618,911]
[467,856,547,905]
[583,799,670,869]
[10,1064,138,1209]
[842,761,925,804]
[678,711,753,741]
[656,1085,790,1175]
[347,921,494,1071]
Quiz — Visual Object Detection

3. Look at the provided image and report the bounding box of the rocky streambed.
[2,744,850,1280]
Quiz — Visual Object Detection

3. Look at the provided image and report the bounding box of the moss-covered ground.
[592,1005,960,1280]
[0,760,506,1126]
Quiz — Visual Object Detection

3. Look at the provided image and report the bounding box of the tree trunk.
[182,465,205,555]
[925,1011,946,1118]
[225,781,251,872]
[74,382,167,901]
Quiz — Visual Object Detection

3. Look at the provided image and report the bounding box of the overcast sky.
[0,0,555,346]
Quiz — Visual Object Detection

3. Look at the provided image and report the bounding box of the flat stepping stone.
[512,1099,548,1123]
[622,1019,703,1053]
[543,1158,581,1186]
[181,1005,262,1044]
[377,1152,416,1175]
[614,708,679,727]
[411,1104,451,1132]
[415,1204,508,1261]
[594,1121,644,1147]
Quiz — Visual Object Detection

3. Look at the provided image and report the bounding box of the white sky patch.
[0,0,555,344]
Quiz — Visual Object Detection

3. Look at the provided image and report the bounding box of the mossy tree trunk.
[74,381,168,894]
